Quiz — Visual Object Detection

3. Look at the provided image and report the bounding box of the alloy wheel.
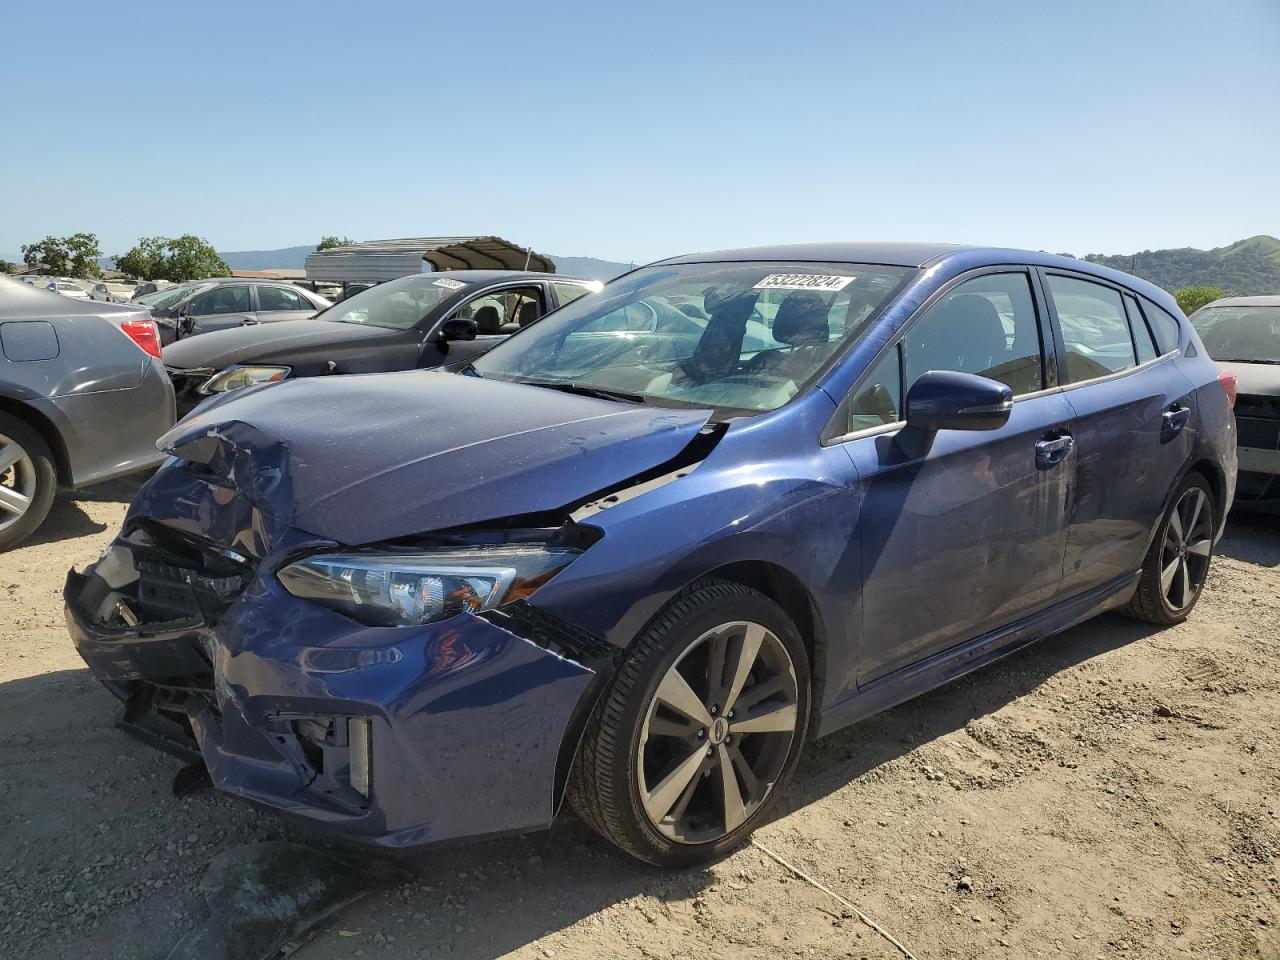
[637,620,800,844]
[0,433,36,534]
[1161,486,1213,611]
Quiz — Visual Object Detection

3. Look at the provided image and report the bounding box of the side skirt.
[815,572,1138,738]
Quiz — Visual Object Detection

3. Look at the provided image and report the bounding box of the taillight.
[120,318,162,359]
[1217,369,1238,409]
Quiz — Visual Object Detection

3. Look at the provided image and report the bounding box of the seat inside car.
[517,301,540,327]
[748,293,834,379]
[473,305,503,335]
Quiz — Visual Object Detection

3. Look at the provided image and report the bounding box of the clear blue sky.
[2,0,1277,264]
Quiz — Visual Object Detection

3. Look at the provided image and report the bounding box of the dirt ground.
[2,478,1279,960]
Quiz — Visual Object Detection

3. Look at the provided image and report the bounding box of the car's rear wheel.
[0,414,57,552]
[569,579,810,866]
[1126,473,1215,625]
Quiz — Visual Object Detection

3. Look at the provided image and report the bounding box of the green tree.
[21,236,70,275]
[112,236,168,280]
[63,232,103,279]
[112,235,231,281]
[20,233,103,278]
[317,235,355,250]
[1173,285,1223,316]
[0,259,19,274]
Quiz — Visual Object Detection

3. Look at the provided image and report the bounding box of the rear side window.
[1141,298,1182,354]
[1046,275,1135,382]
[553,281,593,307]
[1124,294,1159,363]
[257,285,307,311]
[902,271,1044,396]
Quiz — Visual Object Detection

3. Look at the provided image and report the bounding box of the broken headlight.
[277,544,580,627]
[199,364,291,394]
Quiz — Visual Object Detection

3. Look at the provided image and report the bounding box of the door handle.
[1036,433,1074,468]
[1162,405,1190,435]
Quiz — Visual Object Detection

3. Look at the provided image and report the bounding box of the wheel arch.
[1185,457,1227,533]
[0,395,71,485]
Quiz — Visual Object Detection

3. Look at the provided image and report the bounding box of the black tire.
[1125,472,1215,625]
[568,578,811,867]
[0,413,57,552]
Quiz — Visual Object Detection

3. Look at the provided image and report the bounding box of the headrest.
[473,305,502,334]
[517,301,540,326]
[772,293,830,345]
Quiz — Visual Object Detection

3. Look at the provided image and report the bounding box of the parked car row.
[59,242,1240,868]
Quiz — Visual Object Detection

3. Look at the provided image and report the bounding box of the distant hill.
[215,245,634,281]
[1084,235,1280,296]
[218,245,318,271]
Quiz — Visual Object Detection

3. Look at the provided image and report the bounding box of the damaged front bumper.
[66,525,602,850]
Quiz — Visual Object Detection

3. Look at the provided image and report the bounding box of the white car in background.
[46,279,91,300]
[90,279,141,303]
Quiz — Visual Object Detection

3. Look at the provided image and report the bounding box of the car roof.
[657,241,973,268]
[1199,295,1280,308]
[0,275,145,320]
[653,242,1182,314]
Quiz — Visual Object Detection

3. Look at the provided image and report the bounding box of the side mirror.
[437,318,478,342]
[893,370,1012,459]
[905,370,1013,433]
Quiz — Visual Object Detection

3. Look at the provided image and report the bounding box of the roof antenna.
[523,247,532,271]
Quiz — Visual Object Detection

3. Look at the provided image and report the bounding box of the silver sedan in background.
[0,277,175,549]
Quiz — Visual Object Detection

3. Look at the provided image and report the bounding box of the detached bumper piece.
[67,523,601,849]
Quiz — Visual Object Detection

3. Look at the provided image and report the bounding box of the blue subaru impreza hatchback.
[67,243,1236,866]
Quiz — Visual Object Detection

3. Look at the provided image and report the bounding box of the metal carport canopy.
[304,237,556,282]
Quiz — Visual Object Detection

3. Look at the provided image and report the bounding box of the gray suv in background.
[0,277,175,550]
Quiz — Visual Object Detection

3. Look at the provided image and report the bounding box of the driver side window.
[456,286,543,335]
[903,272,1043,395]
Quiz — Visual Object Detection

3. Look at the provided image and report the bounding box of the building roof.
[232,269,309,279]
[304,236,555,282]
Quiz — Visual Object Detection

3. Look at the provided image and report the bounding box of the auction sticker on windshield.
[754,274,855,292]
[433,278,467,290]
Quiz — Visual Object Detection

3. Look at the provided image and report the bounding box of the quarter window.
[1047,275,1136,382]
[846,344,902,432]
[902,272,1043,396]
[1142,298,1182,354]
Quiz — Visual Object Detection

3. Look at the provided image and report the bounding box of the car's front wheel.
[569,579,810,866]
[1126,473,1216,625]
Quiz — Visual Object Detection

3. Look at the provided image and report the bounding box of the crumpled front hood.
[153,371,712,547]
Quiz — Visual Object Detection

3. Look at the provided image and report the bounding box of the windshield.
[1191,305,1280,363]
[319,275,469,330]
[134,283,209,310]
[472,261,912,414]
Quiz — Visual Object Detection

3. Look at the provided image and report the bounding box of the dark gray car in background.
[0,277,175,549]
[134,278,332,345]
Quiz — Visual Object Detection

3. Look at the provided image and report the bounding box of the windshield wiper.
[517,378,647,405]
